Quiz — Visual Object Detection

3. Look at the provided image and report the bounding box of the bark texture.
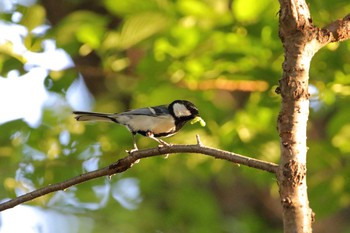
[277,0,319,232]
[277,1,315,232]
[277,1,350,232]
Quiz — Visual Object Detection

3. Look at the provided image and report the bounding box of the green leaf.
[54,11,108,53]
[44,69,77,93]
[232,0,273,22]
[115,12,171,50]
[20,4,46,31]
[104,0,163,16]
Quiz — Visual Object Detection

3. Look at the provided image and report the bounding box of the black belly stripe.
[137,130,176,138]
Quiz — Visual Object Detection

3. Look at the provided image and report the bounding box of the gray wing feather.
[118,105,169,116]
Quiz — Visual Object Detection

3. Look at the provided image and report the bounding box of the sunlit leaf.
[54,11,108,54]
[104,0,165,16]
[116,12,171,50]
[232,0,273,22]
[20,4,46,31]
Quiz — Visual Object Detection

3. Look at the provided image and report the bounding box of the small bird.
[73,100,205,151]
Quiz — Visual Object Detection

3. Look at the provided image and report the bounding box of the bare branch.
[0,138,278,211]
[179,79,269,92]
[317,13,350,47]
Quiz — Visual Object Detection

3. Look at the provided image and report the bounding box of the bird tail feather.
[73,111,117,123]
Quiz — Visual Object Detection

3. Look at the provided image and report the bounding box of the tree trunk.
[277,0,316,232]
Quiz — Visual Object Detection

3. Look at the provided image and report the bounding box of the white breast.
[116,114,176,135]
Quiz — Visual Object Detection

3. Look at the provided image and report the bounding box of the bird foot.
[157,140,171,159]
[157,141,172,148]
[126,148,140,164]
[158,137,172,146]
[133,159,140,164]
[126,148,138,154]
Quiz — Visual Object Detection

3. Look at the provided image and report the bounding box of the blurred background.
[0,0,350,232]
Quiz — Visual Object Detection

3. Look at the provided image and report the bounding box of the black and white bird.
[73,100,205,151]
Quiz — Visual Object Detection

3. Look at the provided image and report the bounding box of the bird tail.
[73,111,117,123]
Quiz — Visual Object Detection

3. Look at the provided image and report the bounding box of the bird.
[73,100,205,151]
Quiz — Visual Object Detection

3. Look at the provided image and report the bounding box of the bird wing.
[112,105,175,136]
[117,105,169,116]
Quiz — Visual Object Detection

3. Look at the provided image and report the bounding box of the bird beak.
[191,116,206,127]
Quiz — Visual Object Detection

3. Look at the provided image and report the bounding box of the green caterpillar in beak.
[190,116,206,127]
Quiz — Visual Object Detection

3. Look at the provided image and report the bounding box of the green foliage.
[55,11,109,53]
[1,0,350,232]
[20,4,46,31]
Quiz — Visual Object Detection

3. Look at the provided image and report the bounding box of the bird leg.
[127,133,139,155]
[146,131,170,159]
[146,131,171,147]
[132,133,138,151]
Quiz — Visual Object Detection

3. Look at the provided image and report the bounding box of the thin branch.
[0,137,278,211]
[179,79,269,92]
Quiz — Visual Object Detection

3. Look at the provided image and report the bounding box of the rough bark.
[277,1,315,232]
[277,0,350,230]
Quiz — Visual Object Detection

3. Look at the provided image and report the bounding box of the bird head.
[169,100,206,127]
[169,100,199,119]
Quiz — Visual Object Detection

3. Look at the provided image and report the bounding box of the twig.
[0,138,278,211]
[196,134,203,146]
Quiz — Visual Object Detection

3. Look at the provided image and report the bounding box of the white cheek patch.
[173,103,191,118]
